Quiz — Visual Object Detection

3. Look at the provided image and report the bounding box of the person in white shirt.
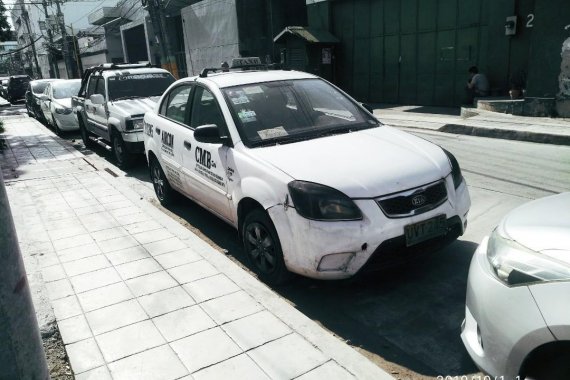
[466,66,489,104]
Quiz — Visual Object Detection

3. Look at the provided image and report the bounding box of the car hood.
[502,192,570,254]
[110,96,159,117]
[53,98,72,108]
[248,126,451,198]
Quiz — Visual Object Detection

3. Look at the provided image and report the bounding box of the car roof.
[184,70,318,88]
[31,79,62,84]
[100,67,171,78]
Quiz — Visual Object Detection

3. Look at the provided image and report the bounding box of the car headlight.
[54,107,72,115]
[287,181,363,221]
[126,118,144,131]
[442,148,463,189]
[487,228,570,286]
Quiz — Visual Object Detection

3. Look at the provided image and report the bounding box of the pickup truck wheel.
[112,132,135,169]
[242,209,290,285]
[79,119,95,149]
[149,157,175,206]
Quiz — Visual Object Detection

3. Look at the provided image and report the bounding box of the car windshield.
[108,73,175,101]
[52,81,81,99]
[32,82,50,94]
[222,79,379,147]
[10,77,29,87]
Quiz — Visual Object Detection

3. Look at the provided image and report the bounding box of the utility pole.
[70,24,82,77]
[41,0,57,78]
[54,0,73,78]
[22,9,42,78]
[145,0,175,75]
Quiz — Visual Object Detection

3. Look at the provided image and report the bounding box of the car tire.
[242,208,290,285]
[53,116,63,136]
[525,351,570,380]
[26,104,32,117]
[149,156,175,207]
[111,131,135,169]
[79,118,95,149]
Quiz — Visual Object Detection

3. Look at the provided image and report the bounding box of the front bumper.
[268,175,470,280]
[460,238,555,379]
[54,113,79,131]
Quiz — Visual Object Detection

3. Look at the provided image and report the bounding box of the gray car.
[461,192,570,380]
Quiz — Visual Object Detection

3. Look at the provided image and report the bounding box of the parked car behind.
[461,192,570,380]
[0,77,9,98]
[40,79,81,135]
[6,75,31,103]
[26,79,61,122]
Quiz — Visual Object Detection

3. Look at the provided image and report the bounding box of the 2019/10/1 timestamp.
[437,377,521,380]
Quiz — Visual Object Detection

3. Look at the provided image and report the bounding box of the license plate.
[404,215,447,247]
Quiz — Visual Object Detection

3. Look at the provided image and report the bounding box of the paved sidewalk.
[372,104,570,145]
[0,116,393,380]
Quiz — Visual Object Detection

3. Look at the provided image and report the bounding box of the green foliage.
[0,0,11,42]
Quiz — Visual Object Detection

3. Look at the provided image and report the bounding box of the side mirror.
[90,94,105,105]
[194,124,226,144]
[361,103,374,114]
[39,94,49,101]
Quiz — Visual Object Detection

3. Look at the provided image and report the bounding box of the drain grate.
[104,168,119,177]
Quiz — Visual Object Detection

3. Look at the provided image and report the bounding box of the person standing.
[466,66,489,104]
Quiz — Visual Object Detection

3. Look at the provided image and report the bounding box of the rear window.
[32,82,49,94]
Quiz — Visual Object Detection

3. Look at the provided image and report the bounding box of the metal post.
[0,172,50,380]
[70,24,83,77]
[22,9,42,78]
[42,0,57,78]
[55,0,73,78]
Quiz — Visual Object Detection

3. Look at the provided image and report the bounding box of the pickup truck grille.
[376,180,448,218]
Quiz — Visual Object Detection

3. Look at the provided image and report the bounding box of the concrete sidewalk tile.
[183,274,240,303]
[46,278,75,300]
[77,282,134,312]
[74,366,112,380]
[52,233,94,251]
[108,345,189,380]
[79,212,120,232]
[109,206,141,218]
[63,255,111,277]
[58,314,92,344]
[66,338,105,374]
[98,194,128,205]
[138,286,195,318]
[132,228,174,245]
[103,200,135,211]
[123,220,162,235]
[95,320,165,363]
[70,267,122,293]
[193,354,270,380]
[170,327,242,373]
[297,361,355,380]
[153,305,216,342]
[115,257,162,280]
[125,271,178,297]
[48,225,88,241]
[201,291,264,324]
[41,264,67,282]
[52,295,83,320]
[114,212,152,226]
[143,237,187,256]
[38,253,61,269]
[74,204,106,216]
[153,248,202,269]
[42,209,76,221]
[44,217,81,231]
[248,334,328,379]
[105,246,151,266]
[57,242,102,263]
[85,299,148,336]
[222,311,291,351]
[96,235,140,253]
[167,260,218,284]
[90,227,129,242]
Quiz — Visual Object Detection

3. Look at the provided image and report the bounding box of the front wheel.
[112,131,135,169]
[149,157,175,206]
[242,209,290,285]
[79,118,95,149]
[53,115,63,136]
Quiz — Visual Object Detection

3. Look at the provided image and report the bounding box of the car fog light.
[317,252,355,272]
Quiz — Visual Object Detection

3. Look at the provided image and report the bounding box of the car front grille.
[376,180,448,218]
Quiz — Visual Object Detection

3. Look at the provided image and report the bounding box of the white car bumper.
[54,112,79,131]
[460,238,555,379]
[269,175,471,280]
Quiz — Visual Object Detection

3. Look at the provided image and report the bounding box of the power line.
[0,34,43,56]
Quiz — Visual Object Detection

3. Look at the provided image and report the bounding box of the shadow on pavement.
[403,106,461,116]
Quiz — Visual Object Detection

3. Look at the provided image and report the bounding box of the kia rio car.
[143,59,471,284]
[461,192,570,380]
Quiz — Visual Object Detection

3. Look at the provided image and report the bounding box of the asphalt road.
[23,108,570,379]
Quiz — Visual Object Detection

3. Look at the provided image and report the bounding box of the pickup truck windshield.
[108,73,175,101]
[222,79,379,147]
[52,81,81,99]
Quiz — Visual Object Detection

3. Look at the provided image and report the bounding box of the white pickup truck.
[72,63,175,168]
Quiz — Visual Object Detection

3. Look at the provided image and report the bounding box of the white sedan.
[143,59,471,284]
[40,79,81,135]
[462,192,570,380]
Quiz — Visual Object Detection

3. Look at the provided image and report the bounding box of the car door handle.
[183,141,192,150]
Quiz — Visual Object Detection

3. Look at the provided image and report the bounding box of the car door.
[84,76,107,132]
[155,84,194,194]
[182,85,232,222]
[40,85,52,123]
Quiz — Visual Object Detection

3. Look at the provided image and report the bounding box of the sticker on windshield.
[231,95,249,105]
[238,109,257,123]
[243,86,264,95]
[110,74,170,81]
[257,126,288,140]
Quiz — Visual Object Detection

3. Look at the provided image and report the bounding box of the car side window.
[94,78,106,99]
[86,77,98,98]
[190,87,226,129]
[162,85,192,125]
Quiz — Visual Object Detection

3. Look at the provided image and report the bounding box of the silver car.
[461,192,570,380]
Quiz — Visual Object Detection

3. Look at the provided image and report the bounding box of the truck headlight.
[55,107,72,115]
[487,228,570,286]
[288,181,362,221]
[442,148,463,189]
[126,118,144,131]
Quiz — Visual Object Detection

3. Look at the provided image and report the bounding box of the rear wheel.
[112,131,135,169]
[79,118,95,149]
[149,156,175,206]
[242,209,290,285]
[525,351,570,380]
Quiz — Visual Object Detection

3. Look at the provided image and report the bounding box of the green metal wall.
[329,0,489,106]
